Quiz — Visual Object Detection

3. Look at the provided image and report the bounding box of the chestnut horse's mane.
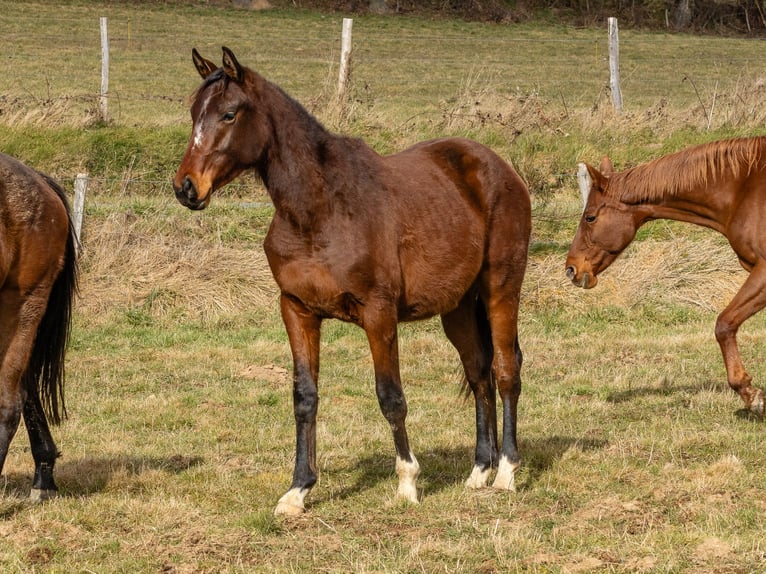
[609,136,766,203]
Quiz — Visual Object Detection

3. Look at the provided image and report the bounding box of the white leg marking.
[465,464,491,489]
[274,487,309,516]
[750,389,765,417]
[29,489,57,502]
[491,455,519,491]
[395,452,420,504]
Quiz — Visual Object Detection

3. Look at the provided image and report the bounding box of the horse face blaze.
[174,79,246,210]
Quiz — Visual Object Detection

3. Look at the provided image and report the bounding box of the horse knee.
[292,380,318,421]
[714,316,737,343]
[376,381,407,423]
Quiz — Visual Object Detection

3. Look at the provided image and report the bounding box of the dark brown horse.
[0,153,78,499]
[173,47,531,515]
[566,136,766,417]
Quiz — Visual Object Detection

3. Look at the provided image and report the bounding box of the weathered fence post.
[338,18,353,99]
[73,174,88,253]
[608,17,623,113]
[100,16,109,122]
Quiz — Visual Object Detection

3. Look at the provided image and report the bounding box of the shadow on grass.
[318,434,607,505]
[0,454,203,514]
[605,382,720,404]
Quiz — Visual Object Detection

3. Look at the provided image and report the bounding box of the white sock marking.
[395,452,420,504]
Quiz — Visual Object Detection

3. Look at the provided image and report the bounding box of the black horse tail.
[458,293,496,399]
[23,174,79,425]
[460,294,523,398]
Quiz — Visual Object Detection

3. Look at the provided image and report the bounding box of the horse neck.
[611,165,733,233]
[613,137,766,233]
[255,82,334,222]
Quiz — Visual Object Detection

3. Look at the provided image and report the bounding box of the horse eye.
[584,215,596,223]
[222,111,236,123]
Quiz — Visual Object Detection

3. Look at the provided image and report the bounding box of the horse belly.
[398,230,483,320]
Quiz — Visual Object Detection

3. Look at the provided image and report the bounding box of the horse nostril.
[182,176,197,201]
[565,266,576,281]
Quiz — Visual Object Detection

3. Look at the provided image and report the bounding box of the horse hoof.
[274,501,305,516]
[465,465,491,489]
[29,488,58,502]
[491,456,519,492]
[274,487,308,516]
[748,390,765,418]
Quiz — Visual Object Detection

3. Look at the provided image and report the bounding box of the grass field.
[1,1,766,572]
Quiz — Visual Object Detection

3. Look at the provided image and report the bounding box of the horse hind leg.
[0,400,23,481]
[0,288,62,501]
[23,390,59,501]
[484,293,523,492]
[441,293,498,489]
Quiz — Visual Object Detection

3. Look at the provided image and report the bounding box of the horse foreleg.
[364,311,419,504]
[441,297,498,489]
[714,262,766,416]
[274,295,322,516]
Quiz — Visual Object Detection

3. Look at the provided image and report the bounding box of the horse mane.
[609,136,766,203]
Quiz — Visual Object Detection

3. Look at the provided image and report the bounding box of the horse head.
[565,157,641,289]
[173,47,264,210]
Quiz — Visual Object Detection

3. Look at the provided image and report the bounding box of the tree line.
[288,0,766,34]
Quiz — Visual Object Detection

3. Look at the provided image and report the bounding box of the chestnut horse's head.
[173,47,264,210]
[565,158,641,289]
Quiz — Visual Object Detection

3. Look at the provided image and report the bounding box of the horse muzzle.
[173,175,209,211]
[565,264,597,289]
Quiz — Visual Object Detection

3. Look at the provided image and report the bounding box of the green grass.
[0,1,766,572]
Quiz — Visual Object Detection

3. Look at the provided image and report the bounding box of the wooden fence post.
[100,16,109,122]
[338,18,353,99]
[608,17,623,113]
[73,174,88,253]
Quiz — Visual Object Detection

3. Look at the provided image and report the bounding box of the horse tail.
[23,174,79,425]
[459,296,523,398]
[460,294,495,399]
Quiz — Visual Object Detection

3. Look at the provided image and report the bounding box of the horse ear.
[221,46,244,83]
[599,156,614,174]
[585,162,609,195]
[576,163,592,208]
[192,48,218,80]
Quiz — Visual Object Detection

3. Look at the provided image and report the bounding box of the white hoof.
[465,465,491,489]
[29,489,58,502]
[395,453,420,504]
[491,456,519,491]
[749,389,765,417]
[274,487,308,516]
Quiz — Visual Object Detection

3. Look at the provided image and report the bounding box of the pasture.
[1,1,766,572]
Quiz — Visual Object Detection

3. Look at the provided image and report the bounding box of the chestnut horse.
[566,136,766,417]
[173,47,531,514]
[0,153,78,499]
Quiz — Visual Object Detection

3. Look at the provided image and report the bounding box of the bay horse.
[173,47,531,515]
[0,153,78,500]
[566,136,766,417]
